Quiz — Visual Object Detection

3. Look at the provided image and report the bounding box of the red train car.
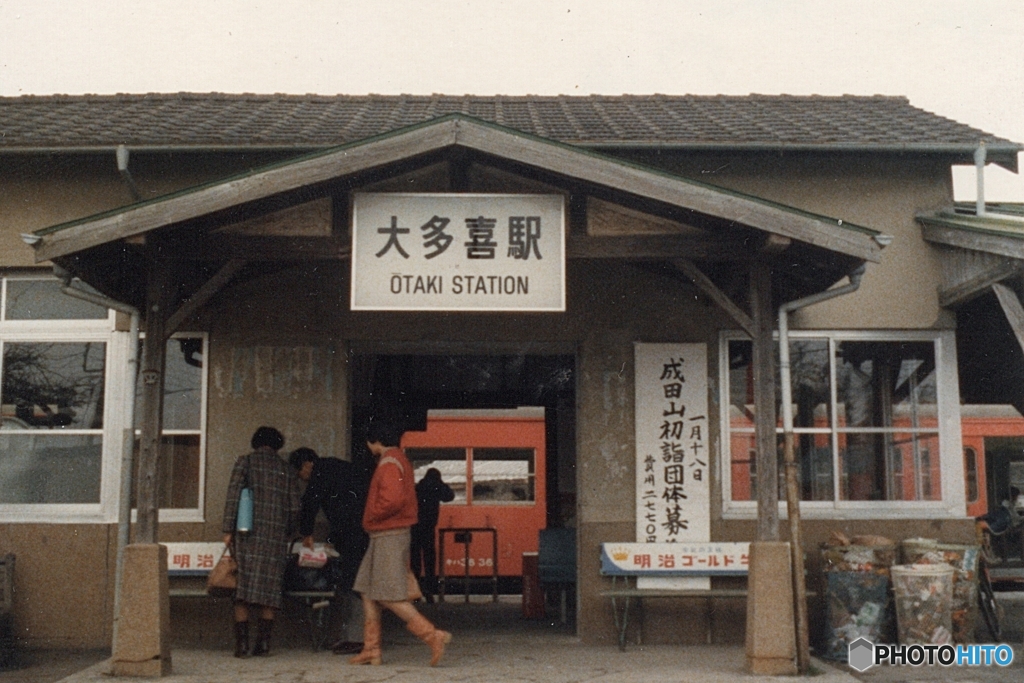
[401,407,546,584]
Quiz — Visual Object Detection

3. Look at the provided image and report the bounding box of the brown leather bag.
[206,546,238,597]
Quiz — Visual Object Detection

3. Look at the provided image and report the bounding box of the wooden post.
[135,253,171,544]
[750,260,779,541]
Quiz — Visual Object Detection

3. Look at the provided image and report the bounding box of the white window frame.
[131,332,209,524]
[718,329,966,520]
[0,273,119,523]
[1,273,209,523]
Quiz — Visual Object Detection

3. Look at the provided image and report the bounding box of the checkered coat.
[222,447,302,608]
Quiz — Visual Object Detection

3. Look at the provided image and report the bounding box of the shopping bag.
[206,546,237,597]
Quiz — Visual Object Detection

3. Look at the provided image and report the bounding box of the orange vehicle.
[401,407,547,587]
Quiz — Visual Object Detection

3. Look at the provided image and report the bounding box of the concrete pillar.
[111,544,171,677]
[745,541,796,675]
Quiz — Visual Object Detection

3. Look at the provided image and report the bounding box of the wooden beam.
[923,223,1024,260]
[938,250,1024,308]
[36,117,881,264]
[35,120,461,261]
[993,283,1024,356]
[215,196,331,237]
[165,258,246,334]
[136,250,171,544]
[587,196,704,236]
[567,234,752,261]
[188,235,351,261]
[455,120,881,262]
[750,260,779,542]
[760,233,792,254]
[672,259,755,336]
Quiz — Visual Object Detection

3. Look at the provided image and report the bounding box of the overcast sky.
[1,0,1022,199]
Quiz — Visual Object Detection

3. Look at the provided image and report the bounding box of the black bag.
[283,554,340,592]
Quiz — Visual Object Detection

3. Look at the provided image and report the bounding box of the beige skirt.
[353,527,412,602]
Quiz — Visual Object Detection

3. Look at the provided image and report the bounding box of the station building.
[0,93,1022,653]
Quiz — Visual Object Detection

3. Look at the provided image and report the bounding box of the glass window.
[1,341,107,504]
[132,334,208,512]
[724,333,943,507]
[471,448,535,503]
[4,278,108,320]
[0,432,103,503]
[408,447,468,504]
[1,342,106,429]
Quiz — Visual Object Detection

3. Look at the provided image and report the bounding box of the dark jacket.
[414,474,455,533]
[298,457,365,543]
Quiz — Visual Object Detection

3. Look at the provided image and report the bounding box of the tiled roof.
[0,93,1019,156]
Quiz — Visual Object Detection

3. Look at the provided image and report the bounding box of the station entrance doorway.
[348,351,577,607]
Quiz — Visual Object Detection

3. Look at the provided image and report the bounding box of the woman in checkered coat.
[222,426,302,657]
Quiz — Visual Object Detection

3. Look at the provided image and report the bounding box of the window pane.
[0,431,102,503]
[5,279,108,320]
[731,431,834,502]
[131,435,201,509]
[729,432,757,501]
[840,432,941,501]
[789,340,831,429]
[964,447,979,503]
[2,342,106,429]
[836,341,936,429]
[408,447,467,503]
[795,431,834,501]
[728,340,756,429]
[472,448,534,503]
[136,337,203,430]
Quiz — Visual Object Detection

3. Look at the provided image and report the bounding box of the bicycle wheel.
[977,557,1001,641]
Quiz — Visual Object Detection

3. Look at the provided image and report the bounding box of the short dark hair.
[289,447,319,471]
[365,418,405,448]
[251,426,285,451]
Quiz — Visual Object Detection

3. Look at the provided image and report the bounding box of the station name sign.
[351,193,565,311]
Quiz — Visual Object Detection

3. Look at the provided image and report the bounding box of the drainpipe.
[778,264,865,673]
[975,143,986,217]
[116,145,142,202]
[53,265,140,648]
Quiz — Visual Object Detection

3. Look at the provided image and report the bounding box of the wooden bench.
[599,542,750,650]
[164,542,338,650]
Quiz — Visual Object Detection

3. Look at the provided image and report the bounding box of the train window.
[472,448,535,504]
[407,447,468,504]
[963,447,979,504]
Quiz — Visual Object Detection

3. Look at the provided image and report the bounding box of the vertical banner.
[634,343,710,588]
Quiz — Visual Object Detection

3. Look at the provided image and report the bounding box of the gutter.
[778,264,866,673]
[52,265,140,648]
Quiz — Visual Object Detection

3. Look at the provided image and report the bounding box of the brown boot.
[251,618,273,656]
[348,619,382,665]
[233,621,249,658]
[405,613,452,667]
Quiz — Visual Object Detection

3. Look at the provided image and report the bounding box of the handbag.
[206,546,238,597]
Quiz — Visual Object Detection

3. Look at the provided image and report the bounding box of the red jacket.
[362,447,418,532]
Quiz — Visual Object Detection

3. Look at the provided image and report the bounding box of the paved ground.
[1,597,1020,683]
[0,649,107,683]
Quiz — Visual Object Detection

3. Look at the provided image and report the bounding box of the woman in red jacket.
[349,419,452,667]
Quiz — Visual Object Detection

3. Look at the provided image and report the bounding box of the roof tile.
[0,93,1018,152]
